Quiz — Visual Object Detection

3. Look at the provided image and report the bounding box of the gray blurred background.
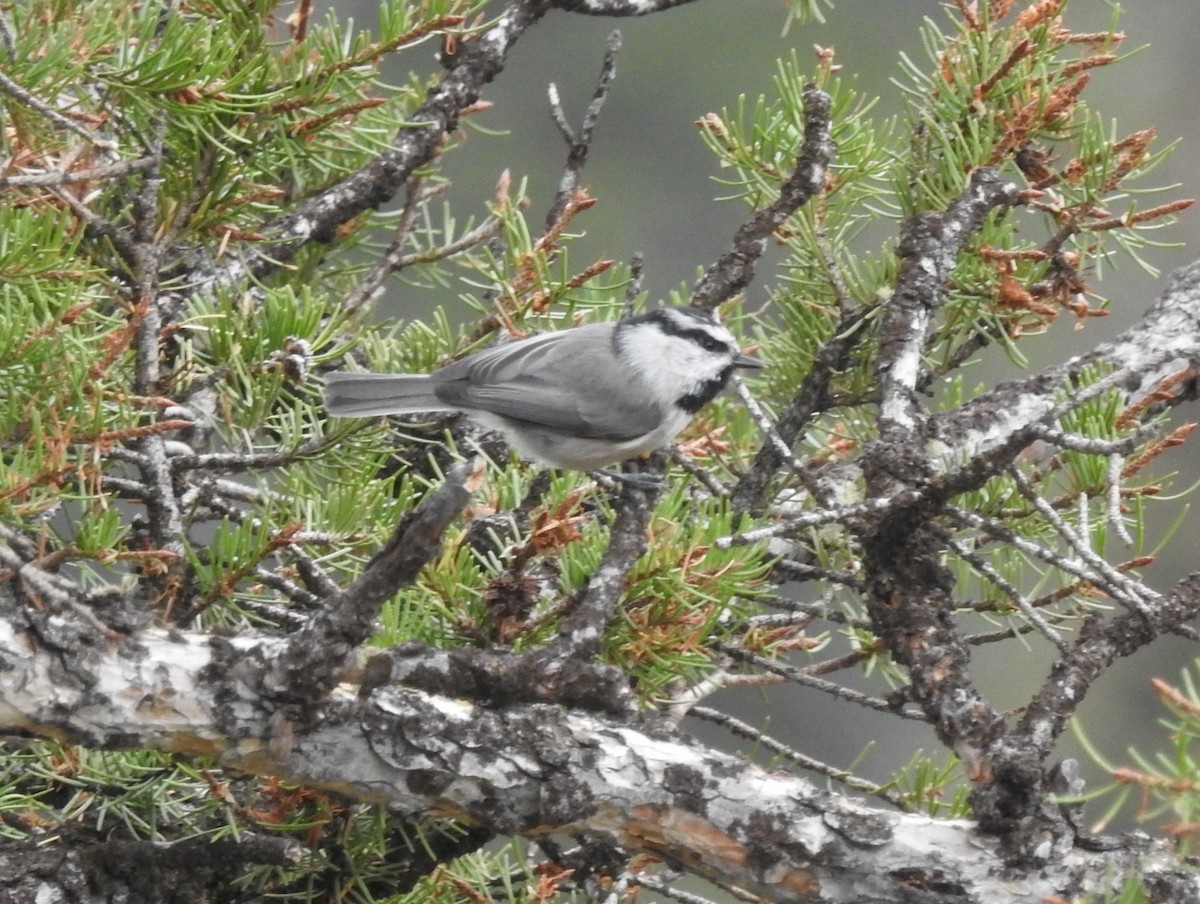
[340,0,1200,834]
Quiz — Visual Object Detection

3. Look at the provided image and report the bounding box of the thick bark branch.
[876,169,1021,437]
[0,830,302,904]
[2,590,1198,903]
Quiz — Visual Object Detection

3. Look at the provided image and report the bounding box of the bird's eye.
[700,336,724,353]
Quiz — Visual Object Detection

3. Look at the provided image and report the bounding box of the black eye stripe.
[678,328,729,351]
[631,310,733,353]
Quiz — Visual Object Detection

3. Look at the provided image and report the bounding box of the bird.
[323,306,764,471]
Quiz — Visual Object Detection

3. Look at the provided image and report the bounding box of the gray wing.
[432,324,663,441]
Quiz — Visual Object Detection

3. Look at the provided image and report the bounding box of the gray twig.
[689,705,905,807]
[717,643,929,721]
[1006,465,1157,614]
[545,29,622,228]
[0,155,157,190]
[0,69,117,149]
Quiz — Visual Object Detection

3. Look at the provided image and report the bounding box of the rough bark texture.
[2,589,1197,903]
[0,831,303,904]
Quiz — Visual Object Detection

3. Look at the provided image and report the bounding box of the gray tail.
[323,372,449,417]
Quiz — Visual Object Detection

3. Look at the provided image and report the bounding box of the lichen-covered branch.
[2,591,1196,904]
[876,169,1021,437]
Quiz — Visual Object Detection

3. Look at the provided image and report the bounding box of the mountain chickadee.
[324,307,763,470]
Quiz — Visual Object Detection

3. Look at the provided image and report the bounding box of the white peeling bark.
[1,602,1191,903]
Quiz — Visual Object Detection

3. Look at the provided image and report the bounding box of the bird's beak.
[734,352,765,370]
